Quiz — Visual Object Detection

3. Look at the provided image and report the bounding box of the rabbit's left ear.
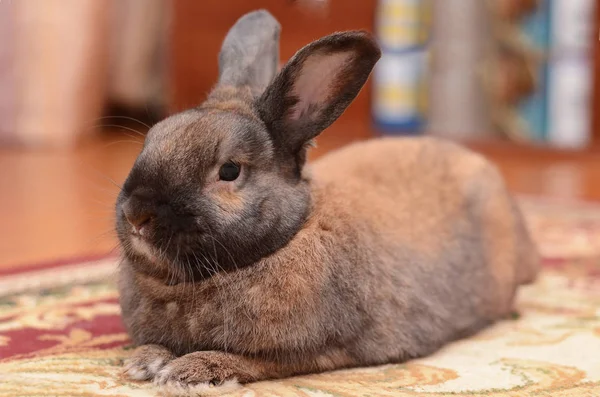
[257,31,381,155]
[218,10,281,95]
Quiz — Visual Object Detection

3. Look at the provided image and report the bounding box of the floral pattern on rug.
[1,197,599,397]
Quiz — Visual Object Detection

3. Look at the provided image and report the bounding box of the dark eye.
[219,161,241,181]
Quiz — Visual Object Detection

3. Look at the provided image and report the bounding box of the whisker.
[184,255,196,353]
[170,238,182,287]
[199,249,231,353]
[91,123,147,138]
[92,115,152,129]
[202,226,246,353]
[100,139,144,150]
[206,230,240,273]
[78,160,124,193]
[86,229,118,244]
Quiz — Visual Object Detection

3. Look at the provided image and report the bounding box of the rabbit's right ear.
[257,31,380,156]
[218,10,281,96]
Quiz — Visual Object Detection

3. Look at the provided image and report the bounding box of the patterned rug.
[1,197,600,397]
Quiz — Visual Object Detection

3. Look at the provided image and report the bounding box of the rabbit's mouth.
[125,228,209,269]
[129,233,160,263]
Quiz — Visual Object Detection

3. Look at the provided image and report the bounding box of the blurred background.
[0,0,599,267]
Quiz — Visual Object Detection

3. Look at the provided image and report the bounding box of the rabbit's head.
[115,10,380,280]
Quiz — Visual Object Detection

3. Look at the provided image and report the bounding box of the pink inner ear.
[289,51,354,121]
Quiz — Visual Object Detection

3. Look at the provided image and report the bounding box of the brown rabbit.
[117,9,539,396]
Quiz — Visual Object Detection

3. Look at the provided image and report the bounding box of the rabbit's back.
[313,136,538,286]
[310,137,539,359]
[313,136,538,288]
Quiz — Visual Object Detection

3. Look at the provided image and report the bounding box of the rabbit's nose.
[122,200,154,236]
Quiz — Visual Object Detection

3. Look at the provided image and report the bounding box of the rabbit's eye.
[219,161,241,181]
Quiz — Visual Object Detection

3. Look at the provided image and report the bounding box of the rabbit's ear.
[218,10,281,95]
[258,31,380,155]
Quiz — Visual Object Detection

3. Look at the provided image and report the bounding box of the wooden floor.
[2,126,600,270]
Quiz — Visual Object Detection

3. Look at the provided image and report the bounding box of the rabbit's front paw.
[123,344,175,381]
[154,351,243,395]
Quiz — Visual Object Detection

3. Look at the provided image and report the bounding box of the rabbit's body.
[118,10,538,395]
[120,136,538,390]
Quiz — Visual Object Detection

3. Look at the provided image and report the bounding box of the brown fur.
[117,10,539,395]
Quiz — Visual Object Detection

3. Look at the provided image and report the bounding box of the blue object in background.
[517,0,595,147]
[517,63,549,142]
[517,0,551,141]
[521,0,552,50]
